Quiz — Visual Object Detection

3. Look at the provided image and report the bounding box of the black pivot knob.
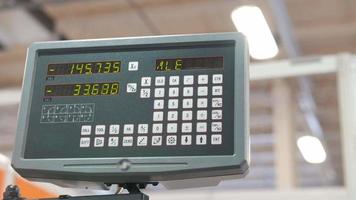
[3,185,22,200]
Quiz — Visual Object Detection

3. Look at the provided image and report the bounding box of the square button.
[155,76,165,86]
[140,88,151,98]
[122,137,133,146]
[183,87,194,97]
[108,137,119,147]
[126,83,137,93]
[138,124,148,134]
[212,74,223,84]
[211,134,222,145]
[212,110,223,120]
[181,135,192,145]
[137,136,148,146]
[167,123,177,133]
[182,110,193,121]
[212,98,223,108]
[183,99,193,108]
[211,122,222,132]
[169,87,179,97]
[109,124,120,135]
[154,88,165,98]
[167,111,178,121]
[154,100,164,109]
[198,86,208,96]
[166,135,177,146]
[94,137,105,147]
[196,122,207,132]
[141,77,151,86]
[152,136,162,146]
[153,112,164,121]
[181,123,192,133]
[212,86,223,96]
[152,123,163,133]
[198,75,208,84]
[95,125,105,135]
[168,99,179,109]
[169,76,180,85]
[197,98,208,108]
[123,124,134,134]
[128,61,138,71]
[81,125,91,135]
[184,75,194,85]
[197,110,207,120]
[80,137,90,147]
[196,135,207,145]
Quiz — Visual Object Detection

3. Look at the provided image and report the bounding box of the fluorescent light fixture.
[231,6,279,60]
[297,136,327,164]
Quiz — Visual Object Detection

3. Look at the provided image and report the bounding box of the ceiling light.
[297,136,327,164]
[231,6,279,60]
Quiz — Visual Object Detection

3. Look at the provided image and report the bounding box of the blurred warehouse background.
[1,0,356,199]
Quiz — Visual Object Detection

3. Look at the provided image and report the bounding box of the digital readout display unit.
[12,33,249,185]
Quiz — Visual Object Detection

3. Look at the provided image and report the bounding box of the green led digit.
[110,83,119,94]
[113,62,120,73]
[104,62,111,73]
[85,63,92,75]
[73,84,81,96]
[91,83,99,95]
[83,84,91,96]
[101,83,109,95]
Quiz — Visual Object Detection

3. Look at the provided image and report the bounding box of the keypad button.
[154,100,164,109]
[212,98,223,108]
[196,135,207,145]
[183,87,194,97]
[166,135,177,146]
[108,137,119,147]
[152,136,162,146]
[155,76,165,86]
[212,86,223,96]
[167,111,178,121]
[81,125,91,135]
[181,135,192,145]
[126,83,137,93]
[212,74,223,84]
[196,122,207,132]
[184,75,194,85]
[198,75,208,84]
[169,76,180,85]
[169,87,179,97]
[168,99,179,109]
[197,98,208,108]
[109,124,120,135]
[137,136,148,146]
[95,125,105,135]
[167,123,177,133]
[181,123,192,133]
[80,137,90,147]
[211,122,222,132]
[212,110,223,120]
[124,124,134,134]
[211,134,222,145]
[182,111,193,121]
[197,110,207,120]
[141,77,151,86]
[140,88,151,98]
[128,61,139,71]
[138,124,148,134]
[94,137,105,147]
[182,98,193,108]
[154,88,165,98]
[153,112,164,121]
[122,137,133,146]
[198,86,208,96]
[152,123,163,134]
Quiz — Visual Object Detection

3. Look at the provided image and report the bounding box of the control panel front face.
[24,41,236,159]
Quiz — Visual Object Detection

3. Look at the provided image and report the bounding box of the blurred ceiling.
[0,0,356,87]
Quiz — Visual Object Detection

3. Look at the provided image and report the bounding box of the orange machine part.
[0,169,5,196]
[15,176,57,199]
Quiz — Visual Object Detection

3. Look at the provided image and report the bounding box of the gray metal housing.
[12,32,250,186]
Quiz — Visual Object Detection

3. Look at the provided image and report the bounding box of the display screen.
[44,82,119,96]
[47,61,121,75]
[155,56,223,71]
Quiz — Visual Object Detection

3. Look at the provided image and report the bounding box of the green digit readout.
[44,82,119,97]
[48,61,121,75]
